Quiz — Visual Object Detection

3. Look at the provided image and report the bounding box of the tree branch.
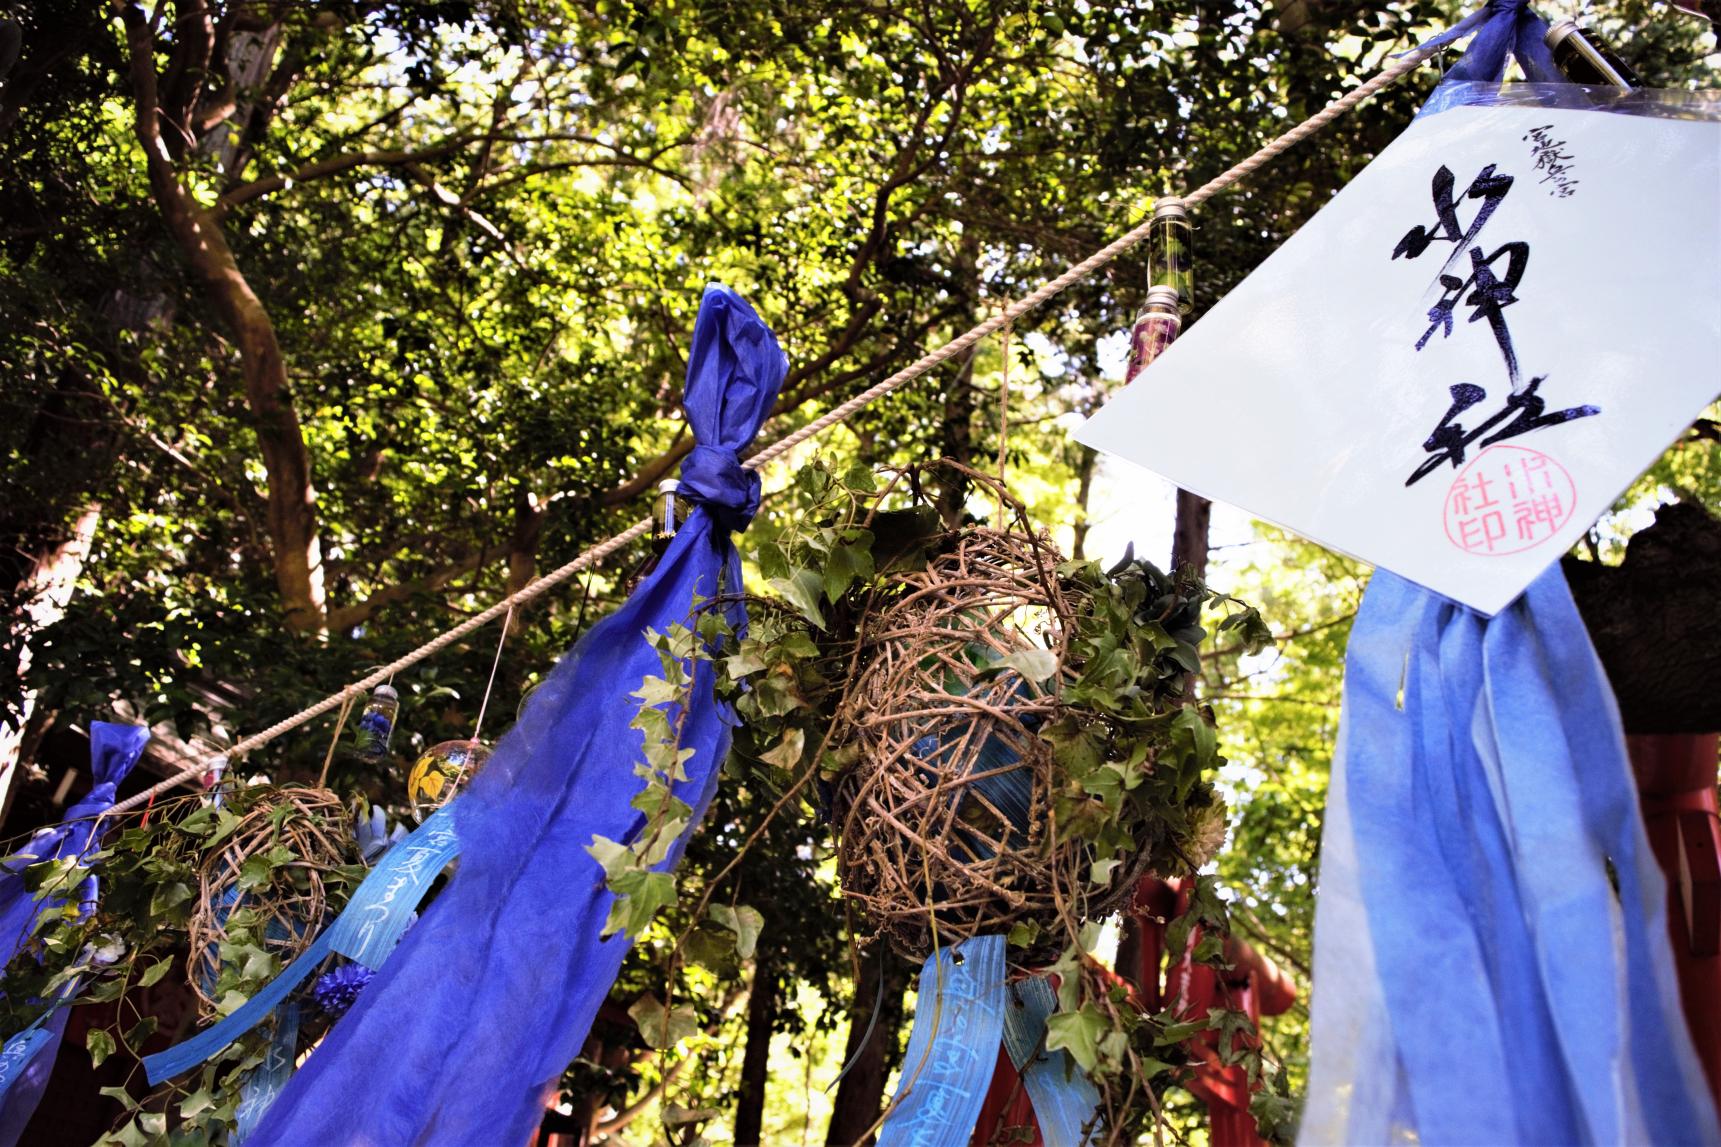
[215,138,470,211]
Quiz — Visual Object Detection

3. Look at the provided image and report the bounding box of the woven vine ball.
[188,785,354,1018]
[832,505,1146,963]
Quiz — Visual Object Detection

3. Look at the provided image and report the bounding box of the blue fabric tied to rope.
[250,284,785,1147]
[1414,0,1562,118]
[0,721,148,1147]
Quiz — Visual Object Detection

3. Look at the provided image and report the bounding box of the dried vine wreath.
[188,785,355,1017]
[829,461,1236,964]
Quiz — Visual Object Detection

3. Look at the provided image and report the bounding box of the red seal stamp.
[1443,444,1576,556]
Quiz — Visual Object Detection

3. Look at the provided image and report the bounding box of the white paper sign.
[1076,102,1721,615]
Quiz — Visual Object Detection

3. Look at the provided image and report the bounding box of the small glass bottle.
[1123,285,1184,387]
[353,684,400,760]
[1545,20,1640,90]
[1148,198,1194,314]
[654,479,681,554]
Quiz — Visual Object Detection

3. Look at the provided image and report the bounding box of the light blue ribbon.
[0,1025,54,1100]
[878,935,1007,1147]
[1335,568,1718,1144]
[325,803,458,968]
[1002,976,1101,1147]
[234,1004,300,1145]
[144,930,331,1085]
[145,803,460,1085]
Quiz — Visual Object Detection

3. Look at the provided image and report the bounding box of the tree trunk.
[826,952,908,1147]
[1563,500,1721,734]
[733,956,777,1147]
[1,504,100,795]
[1170,489,1211,579]
[507,488,545,634]
[1071,444,1098,561]
[117,5,326,632]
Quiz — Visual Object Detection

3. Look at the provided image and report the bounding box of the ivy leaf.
[628,993,698,1049]
[137,958,172,988]
[602,868,677,937]
[1046,1007,1108,1073]
[148,881,193,917]
[725,644,767,678]
[1170,707,1217,772]
[86,1027,115,1067]
[768,570,827,630]
[585,836,632,879]
[759,727,805,771]
[708,903,764,960]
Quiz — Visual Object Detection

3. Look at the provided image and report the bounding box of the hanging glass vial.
[1147,198,1194,314]
[1545,20,1640,90]
[408,739,493,820]
[654,479,681,553]
[1123,286,1184,387]
[352,683,400,760]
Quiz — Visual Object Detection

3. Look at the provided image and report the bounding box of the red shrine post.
[1631,733,1721,1109]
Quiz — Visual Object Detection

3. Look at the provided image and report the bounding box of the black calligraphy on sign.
[1394,163,1599,486]
[1523,125,1579,198]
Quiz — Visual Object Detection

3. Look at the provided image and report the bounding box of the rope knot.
[678,444,761,533]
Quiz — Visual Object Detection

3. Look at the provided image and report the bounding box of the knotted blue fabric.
[1302,569,1718,1145]
[1415,0,1562,118]
[252,284,785,1146]
[0,722,149,961]
[0,721,149,1146]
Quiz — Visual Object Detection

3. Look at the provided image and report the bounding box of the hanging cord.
[315,692,358,789]
[100,36,1444,821]
[995,319,1012,525]
[471,604,514,745]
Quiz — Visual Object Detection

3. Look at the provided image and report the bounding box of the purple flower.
[311,962,375,1018]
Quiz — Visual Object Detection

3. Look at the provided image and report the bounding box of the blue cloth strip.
[325,803,458,968]
[250,285,786,1147]
[1335,568,1719,1145]
[1417,0,1562,119]
[1002,975,1100,1147]
[143,930,331,1085]
[233,1004,299,1145]
[877,934,1007,1147]
[0,1026,53,1100]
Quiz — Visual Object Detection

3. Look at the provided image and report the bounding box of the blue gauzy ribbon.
[1301,568,1719,1146]
[0,722,148,1146]
[879,935,1008,1147]
[250,284,786,1147]
[324,802,456,969]
[1416,0,1563,118]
